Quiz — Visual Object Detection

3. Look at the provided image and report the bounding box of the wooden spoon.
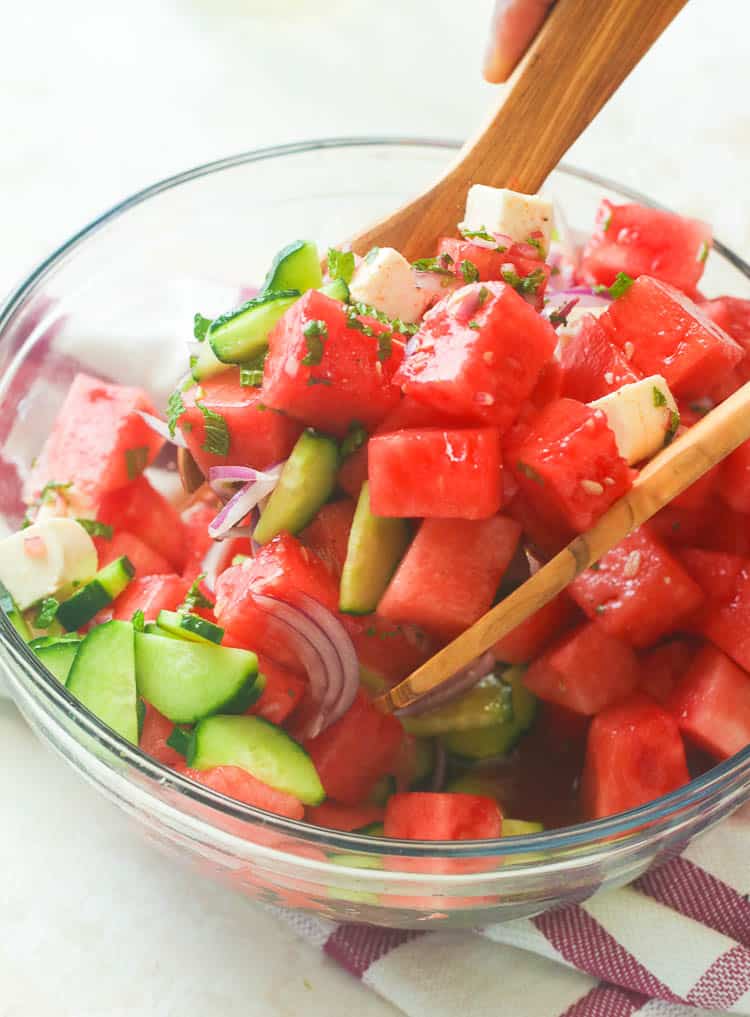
[375,383,750,715]
[350,0,687,259]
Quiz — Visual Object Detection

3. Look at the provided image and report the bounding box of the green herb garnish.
[166,389,186,438]
[664,410,681,446]
[307,376,332,386]
[302,320,329,366]
[193,313,212,342]
[459,226,506,251]
[594,272,634,300]
[412,256,454,277]
[468,320,480,330]
[349,301,418,337]
[697,241,710,263]
[328,248,356,285]
[125,446,149,480]
[34,597,59,629]
[525,234,544,255]
[377,333,393,362]
[181,573,214,612]
[502,267,546,296]
[460,259,480,283]
[75,519,113,540]
[131,609,145,632]
[517,461,544,485]
[196,402,230,457]
[652,386,667,408]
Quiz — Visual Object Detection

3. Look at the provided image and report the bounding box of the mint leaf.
[502,267,546,296]
[302,320,328,366]
[193,313,212,342]
[131,609,145,632]
[610,272,635,300]
[125,446,149,480]
[412,256,454,277]
[182,574,214,612]
[460,259,480,283]
[75,518,113,540]
[328,248,355,285]
[196,402,230,457]
[166,389,186,438]
[34,597,59,629]
[652,386,667,408]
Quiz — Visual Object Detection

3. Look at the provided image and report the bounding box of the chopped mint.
[525,234,544,256]
[460,259,480,283]
[125,446,149,480]
[181,573,214,612]
[196,402,230,457]
[664,409,681,446]
[517,461,544,485]
[193,313,212,342]
[502,267,546,296]
[75,518,113,540]
[652,386,667,408]
[136,697,146,739]
[302,319,328,366]
[328,248,356,285]
[459,226,506,252]
[34,597,59,629]
[477,285,490,306]
[412,256,454,277]
[595,272,634,300]
[468,320,480,330]
[131,609,145,633]
[377,332,392,362]
[38,481,72,506]
[166,725,192,758]
[307,376,331,386]
[350,301,418,337]
[166,388,186,438]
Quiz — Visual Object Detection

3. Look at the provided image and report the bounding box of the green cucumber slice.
[0,580,31,640]
[441,721,522,760]
[502,819,544,836]
[253,429,339,545]
[262,240,322,294]
[56,556,135,631]
[134,633,260,724]
[66,620,138,742]
[208,291,299,365]
[339,481,410,615]
[402,675,513,737]
[191,342,231,382]
[188,714,324,805]
[33,639,81,684]
[506,665,537,732]
[156,610,224,645]
[319,278,349,302]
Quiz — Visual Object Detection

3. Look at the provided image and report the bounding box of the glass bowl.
[2,138,750,930]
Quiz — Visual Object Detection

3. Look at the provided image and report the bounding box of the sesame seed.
[623,341,635,360]
[475,392,495,406]
[622,550,641,578]
[603,476,615,487]
[580,479,604,496]
[604,371,614,385]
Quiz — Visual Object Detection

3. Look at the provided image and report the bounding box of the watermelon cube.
[523,621,639,715]
[718,438,750,514]
[696,501,750,557]
[304,689,404,805]
[435,238,550,308]
[396,281,556,433]
[384,791,502,841]
[344,614,435,686]
[377,515,521,640]
[697,565,750,673]
[493,591,576,665]
[677,548,746,604]
[581,693,690,819]
[700,296,750,353]
[140,703,186,767]
[638,639,697,705]
[97,475,187,572]
[110,573,189,622]
[178,369,302,477]
[305,801,386,833]
[249,655,305,727]
[95,530,171,577]
[369,427,503,520]
[175,764,304,819]
[512,398,631,534]
[667,645,750,760]
[337,445,368,500]
[601,277,743,398]
[261,290,405,437]
[569,527,704,647]
[179,500,219,581]
[28,373,164,506]
[299,498,356,578]
[559,313,641,403]
[579,200,712,296]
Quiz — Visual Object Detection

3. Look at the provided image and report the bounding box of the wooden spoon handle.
[352,0,687,258]
[376,380,750,715]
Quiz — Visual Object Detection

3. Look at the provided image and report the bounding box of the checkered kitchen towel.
[277,802,750,1017]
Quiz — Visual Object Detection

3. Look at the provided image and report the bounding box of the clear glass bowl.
[2,138,750,930]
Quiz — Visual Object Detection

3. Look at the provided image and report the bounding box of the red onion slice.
[207,464,283,539]
[137,410,188,449]
[293,592,359,726]
[395,649,496,718]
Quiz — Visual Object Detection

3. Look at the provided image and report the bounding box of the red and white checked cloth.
[276,802,750,1017]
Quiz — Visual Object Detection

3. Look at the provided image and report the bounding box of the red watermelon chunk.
[523,621,639,715]
[638,639,697,705]
[581,693,690,819]
[95,530,171,577]
[178,369,302,477]
[569,527,704,648]
[109,573,189,623]
[261,290,405,437]
[299,498,356,578]
[97,475,187,572]
[677,548,746,604]
[175,764,304,819]
[305,801,385,832]
[344,615,435,686]
[377,515,521,641]
[559,313,641,402]
[718,438,750,514]
[700,296,750,354]
[395,281,556,433]
[369,427,503,520]
[28,373,164,506]
[493,591,577,665]
[667,645,750,760]
[180,499,219,581]
[337,445,368,500]
[512,398,631,534]
[304,689,403,805]
[696,502,750,557]
[384,792,502,841]
[697,565,750,673]
[249,655,305,727]
[601,277,743,398]
[579,200,712,296]
[435,238,550,308]
[140,703,184,767]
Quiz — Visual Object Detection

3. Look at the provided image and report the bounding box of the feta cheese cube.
[462,186,554,255]
[0,518,97,611]
[589,375,678,465]
[349,247,430,324]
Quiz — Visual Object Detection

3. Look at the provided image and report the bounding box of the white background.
[1,2,748,1014]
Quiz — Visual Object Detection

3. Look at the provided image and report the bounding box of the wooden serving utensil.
[375,382,750,715]
[349,0,688,259]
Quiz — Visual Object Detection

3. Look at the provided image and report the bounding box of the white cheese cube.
[0,519,98,611]
[589,376,678,466]
[462,186,554,255]
[349,247,430,324]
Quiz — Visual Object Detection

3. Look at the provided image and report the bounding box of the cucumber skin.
[66,620,139,744]
[208,291,299,365]
[262,240,323,295]
[56,556,135,632]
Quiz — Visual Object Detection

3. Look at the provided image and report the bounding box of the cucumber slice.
[134,633,260,723]
[156,610,224,645]
[191,342,231,382]
[188,714,324,805]
[253,429,339,545]
[359,666,387,694]
[262,240,323,294]
[143,621,176,636]
[0,580,31,640]
[208,291,299,365]
[339,481,410,614]
[56,556,135,631]
[319,278,349,302]
[355,821,385,836]
[505,665,537,732]
[402,676,513,737]
[67,620,138,743]
[441,720,522,760]
[502,819,544,836]
[33,638,81,684]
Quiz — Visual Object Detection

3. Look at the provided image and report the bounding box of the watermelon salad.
[3,182,750,850]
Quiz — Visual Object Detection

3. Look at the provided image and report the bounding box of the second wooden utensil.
[376,381,750,715]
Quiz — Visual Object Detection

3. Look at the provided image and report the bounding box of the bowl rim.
[2,134,750,863]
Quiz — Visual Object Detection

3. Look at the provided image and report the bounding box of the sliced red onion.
[207,464,283,539]
[431,742,447,792]
[548,286,611,307]
[201,539,236,590]
[395,649,496,718]
[212,525,252,542]
[137,410,188,449]
[294,592,359,726]
[251,593,350,739]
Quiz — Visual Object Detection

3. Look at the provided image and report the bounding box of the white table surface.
[1,2,749,1014]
